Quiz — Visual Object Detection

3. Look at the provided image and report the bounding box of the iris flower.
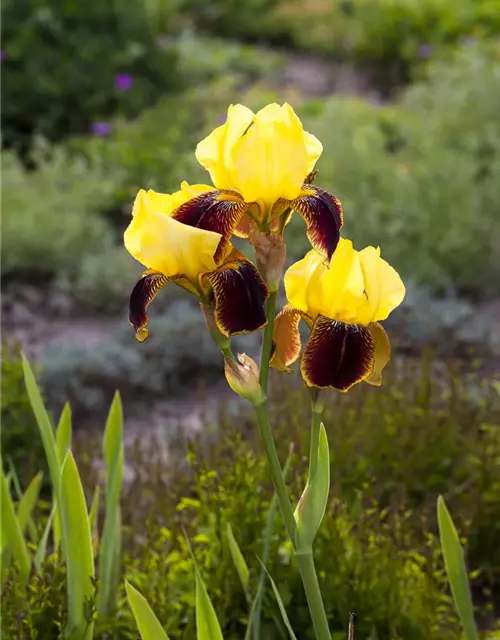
[271,239,405,391]
[124,183,269,342]
[173,103,343,262]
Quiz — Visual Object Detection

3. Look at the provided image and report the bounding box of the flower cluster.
[124,103,405,392]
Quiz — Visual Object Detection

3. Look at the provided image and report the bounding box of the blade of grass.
[54,403,72,549]
[125,580,171,640]
[244,580,264,640]
[34,506,56,574]
[97,392,124,619]
[60,451,95,640]
[1,467,31,583]
[258,560,298,640]
[184,534,224,640]
[437,496,478,640]
[21,355,60,489]
[227,523,250,601]
[17,471,43,543]
[89,484,101,554]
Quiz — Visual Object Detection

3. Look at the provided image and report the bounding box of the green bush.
[1,0,181,151]
[289,41,500,296]
[0,142,141,311]
[276,0,500,87]
[181,0,289,42]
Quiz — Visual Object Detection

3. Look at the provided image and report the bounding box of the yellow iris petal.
[195,104,255,190]
[231,110,308,206]
[304,131,323,173]
[284,239,405,325]
[132,184,214,219]
[195,102,323,211]
[285,240,366,323]
[125,189,221,285]
[356,246,406,324]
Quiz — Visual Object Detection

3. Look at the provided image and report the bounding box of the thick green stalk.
[254,297,331,640]
[253,402,297,539]
[259,290,277,392]
[295,551,331,640]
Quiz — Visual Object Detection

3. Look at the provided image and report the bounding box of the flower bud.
[250,230,286,292]
[224,353,265,404]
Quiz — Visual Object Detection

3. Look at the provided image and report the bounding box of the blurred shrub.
[289,41,500,296]
[181,0,290,42]
[1,0,181,151]
[72,71,283,211]
[278,0,500,87]
[0,142,141,311]
[1,344,46,485]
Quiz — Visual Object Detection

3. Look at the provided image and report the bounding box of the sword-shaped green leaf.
[22,355,60,490]
[54,403,72,549]
[1,467,31,583]
[227,523,250,600]
[97,392,124,619]
[17,471,43,542]
[125,580,170,640]
[60,451,95,640]
[35,506,56,574]
[437,496,478,640]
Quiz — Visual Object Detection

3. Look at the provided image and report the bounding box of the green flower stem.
[253,401,297,538]
[253,401,331,640]
[254,298,331,640]
[296,551,331,640]
[259,290,278,392]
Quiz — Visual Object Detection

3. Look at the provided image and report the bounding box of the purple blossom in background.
[90,122,112,136]
[218,112,227,124]
[1,50,6,61]
[114,73,134,91]
[418,44,432,59]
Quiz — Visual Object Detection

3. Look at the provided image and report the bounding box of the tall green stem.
[253,295,331,640]
[259,290,277,392]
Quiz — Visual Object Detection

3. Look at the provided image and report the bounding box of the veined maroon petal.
[173,190,248,263]
[129,270,195,342]
[301,316,375,391]
[205,250,269,337]
[289,185,344,261]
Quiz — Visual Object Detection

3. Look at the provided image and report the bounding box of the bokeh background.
[2,0,500,637]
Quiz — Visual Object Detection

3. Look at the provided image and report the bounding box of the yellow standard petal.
[284,239,366,323]
[195,104,255,191]
[125,189,221,285]
[230,103,309,208]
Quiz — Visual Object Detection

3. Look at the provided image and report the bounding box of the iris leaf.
[125,580,171,640]
[60,451,95,640]
[437,496,478,640]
